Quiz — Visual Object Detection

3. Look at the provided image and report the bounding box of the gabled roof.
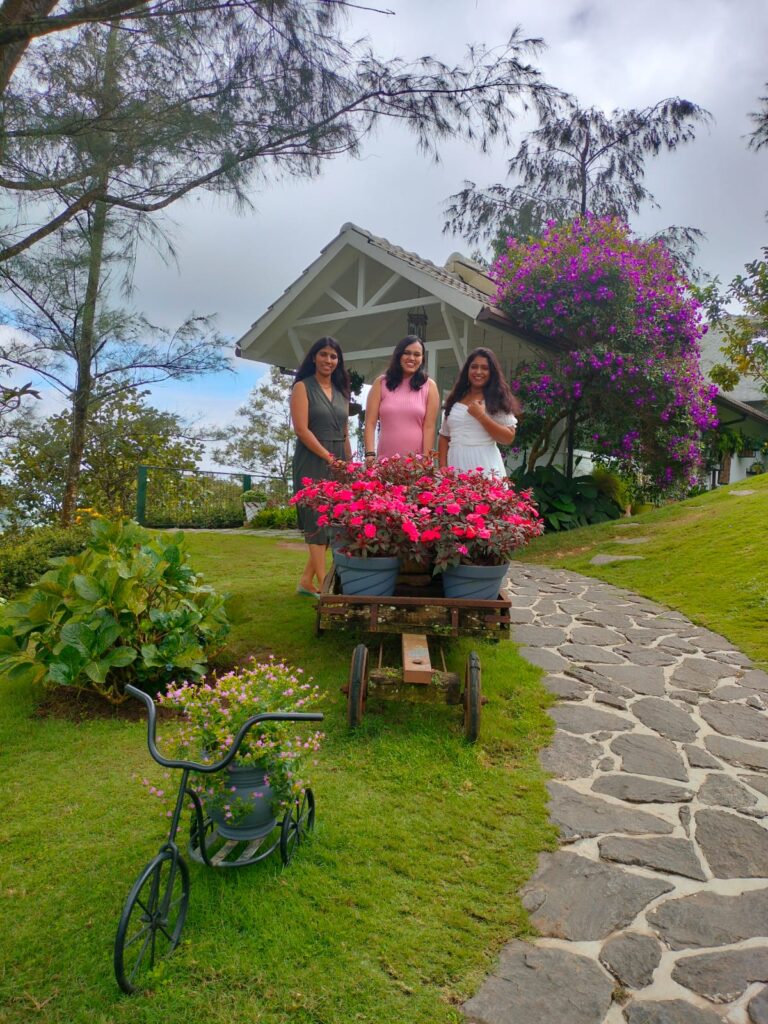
[714,390,768,428]
[235,222,512,362]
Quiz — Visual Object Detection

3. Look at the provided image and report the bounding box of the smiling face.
[314,345,339,378]
[400,341,424,375]
[467,356,491,390]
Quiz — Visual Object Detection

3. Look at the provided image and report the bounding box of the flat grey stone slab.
[699,773,764,816]
[520,851,673,940]
[507,606,535,624]
[613,522,642,527]
[671,657,737,690]
[699,700,768,742]
[623,999,722,1024]
[598,836,706,880]
[590,554,644,564]
[462,942,614,1024]
[541,674,593,700]
[593,663,666,696]
[592,774,692,803]
[611,733,689,782]
[648,887,768,949]
[710,683,763,702]
[549,704,633,735]
[518,647,570,672]
[539,612,573,626]
[709,650,753,667]
[570,625,626,646]
[614,536,651,544]
[749,986,768,1024]
[671,689,701,705]
[684,744,721,769]
[577,609,638,629]
[512,624,569,646]
[547,782,673,841]
[672,947,768,1003]
[559,642,627,664]
[695,808,768,877]
[741,774,768,798]
[600,932,662,989]
[559,598,596,613]
[742,669,768,694]
[594,691,628,709]
[540,733,603,780]
[730,488,756,495]
[704,735,768,771]
[631,697,700,742]
[615,647,678,667]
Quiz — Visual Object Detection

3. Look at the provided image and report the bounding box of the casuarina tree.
[444,93,710,272]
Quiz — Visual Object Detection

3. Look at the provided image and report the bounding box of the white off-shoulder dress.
[439,403,517,477]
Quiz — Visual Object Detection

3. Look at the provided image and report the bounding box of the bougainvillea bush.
[292,456,543,569]
[490,214,719,494]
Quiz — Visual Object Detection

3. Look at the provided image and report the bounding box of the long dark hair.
[443,347,521,417]
[384,335,429,392]
[294,336,350,399]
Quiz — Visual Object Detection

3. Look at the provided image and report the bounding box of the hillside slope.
[516,474,768,667]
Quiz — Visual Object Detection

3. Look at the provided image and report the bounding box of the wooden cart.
[315,567,512,741]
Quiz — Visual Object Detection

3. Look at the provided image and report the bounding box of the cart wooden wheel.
[280,788,316,865]
[114,850,190,994]
[347,644,369,728]
[463,651,482,742]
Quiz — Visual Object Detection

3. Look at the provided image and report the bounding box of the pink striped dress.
[376,377,430,458]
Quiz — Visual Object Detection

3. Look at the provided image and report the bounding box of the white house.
[235,223,768,484]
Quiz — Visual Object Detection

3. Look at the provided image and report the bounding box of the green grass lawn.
[0,533,556,1024]
[517,472,768,668]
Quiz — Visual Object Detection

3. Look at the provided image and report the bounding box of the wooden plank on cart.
[402,633,432,683]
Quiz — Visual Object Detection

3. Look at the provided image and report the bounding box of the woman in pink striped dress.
[364,335,439,462]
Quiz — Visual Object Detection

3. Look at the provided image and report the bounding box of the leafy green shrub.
[511,465,623,531]
[0,523,89,598]
[590,466,630,512]
[247,505,298,529]
[0,518,230,701]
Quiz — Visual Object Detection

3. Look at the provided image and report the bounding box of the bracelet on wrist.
[365,451,376,458]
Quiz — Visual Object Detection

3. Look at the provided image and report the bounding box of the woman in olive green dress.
[290,337,351,595]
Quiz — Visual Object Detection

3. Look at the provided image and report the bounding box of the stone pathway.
[464,562,768,1024]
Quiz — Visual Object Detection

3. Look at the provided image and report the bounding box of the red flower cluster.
[292,456,543,571]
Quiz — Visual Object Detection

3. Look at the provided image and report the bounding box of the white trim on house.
[234,223,544,389]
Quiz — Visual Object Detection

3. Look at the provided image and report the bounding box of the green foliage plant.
[705,247,768,397]
[156,656,324,817]
[0,517,229,701]
[246,505,298,529]
[0,522,88,598]
[511,464,623,531]
[590,465,630,512]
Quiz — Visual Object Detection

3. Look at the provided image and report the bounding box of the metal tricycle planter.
[113,684,322,994]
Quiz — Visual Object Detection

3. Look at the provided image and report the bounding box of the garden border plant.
[0,517,229,701]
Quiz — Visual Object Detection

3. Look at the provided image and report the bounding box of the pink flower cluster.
[491,215,719,492]
[292,456,544,571]
[157,655,324,816]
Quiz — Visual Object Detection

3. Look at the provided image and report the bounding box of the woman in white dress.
[438,347,520,477]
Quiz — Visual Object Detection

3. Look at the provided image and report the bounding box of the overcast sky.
[21,0,768,453]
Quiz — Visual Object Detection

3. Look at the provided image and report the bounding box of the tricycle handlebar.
[125,684,324,774]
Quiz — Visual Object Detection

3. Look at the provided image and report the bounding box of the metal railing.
[136,466,287,529]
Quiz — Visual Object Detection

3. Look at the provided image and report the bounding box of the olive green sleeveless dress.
[292,375,349,544]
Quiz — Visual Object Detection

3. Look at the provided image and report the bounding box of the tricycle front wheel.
[280,788,316,864]
[114,849,190,994]
[463,651,482,742]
